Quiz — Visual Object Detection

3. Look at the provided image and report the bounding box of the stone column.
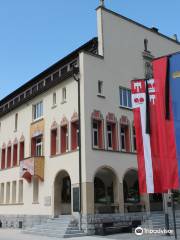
[81,182,94,215]
[118,182,124,213]
[140,193,150,213]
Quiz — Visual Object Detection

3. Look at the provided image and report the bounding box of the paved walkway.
[0,229,179,240]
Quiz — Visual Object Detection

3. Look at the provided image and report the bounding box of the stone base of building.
[0,215,50,229]
[81,212,148,235]
[0,212,148,235]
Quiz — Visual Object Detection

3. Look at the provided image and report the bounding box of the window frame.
[35,136,43,156]
[107,123,113,150]
[98,80,103,95]
[52,92,57,106]
[119,87,132,109]
[120,126,126,151]
[92,121,99,148]
[62,87,67,103]
[33,101,43,121]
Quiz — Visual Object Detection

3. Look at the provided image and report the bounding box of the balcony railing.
[20,156,45,182]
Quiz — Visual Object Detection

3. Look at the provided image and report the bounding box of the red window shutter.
[98,120,103,149]
[31,138,36,156]
[51,129,57,155]
[13,144,18,166]
[7,146,11,168]
[19,141,24,161]
[71,123,77,150]
[61,126,67,153]
[1,149,6,169]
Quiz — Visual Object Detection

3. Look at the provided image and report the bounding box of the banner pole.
[163,193,170,236]
[171,190,177,239]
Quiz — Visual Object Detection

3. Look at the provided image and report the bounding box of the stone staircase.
[23,215,86,238]
[144,211,180,230]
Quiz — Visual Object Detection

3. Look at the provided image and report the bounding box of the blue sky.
[0,0,180,100]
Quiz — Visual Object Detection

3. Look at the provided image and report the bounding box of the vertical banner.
[131,79,154,193]
[153,57,179,191]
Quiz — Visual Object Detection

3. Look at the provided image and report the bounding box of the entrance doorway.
[54,170,71,216]
[94,167,119,213]
[149,193,163,211]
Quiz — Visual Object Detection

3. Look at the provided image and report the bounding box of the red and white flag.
[132,74,179,194]
[131,79,155,193]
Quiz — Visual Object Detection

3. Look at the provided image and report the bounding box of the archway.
[149,193,163,211]
[94,167,119,214]
[123,169,141,212]
[54,170,71,216]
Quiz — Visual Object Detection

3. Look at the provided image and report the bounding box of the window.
[53,71,59,81]
[33,101,43,120]
[36,137,43,156]
[92,120,103,149]
[6,182,10,204]
[93,122,98,148]
[12,181,16,203]
[51,129,57,155]
[133,126,137,152]
[31,136,43,156]
[32,85,38,94]
[98,80,103,95]
[18,180,23,203]
[13,144,18,166]
[119,87,132,108]
[7,146,12,168]
[61,125,68,153]
[1,148,6,169]
[62,88,66,102]
[144,39,149,52]
[38,81,44,90]
[120,126,126,151]
[0,183,4,204]
[61,66,68,75]
[52,92,56,106]
[106,122,118,151]
[71,121,79,150]
[120,125,130,152]
[107,124,113,149]
[14,113,18,131]
[19,141,24,161]
[33,177,39,203]
[92,111,104,149]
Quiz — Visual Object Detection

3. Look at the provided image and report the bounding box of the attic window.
[20,93,25,101]
[14,97,19,104]
[38,81,44,90]
[53,71,59,81]
[9,101,14,107]
[45,76,52,85]
[26,89,31,97]
[61,66,68,75]
[32,85,38,94]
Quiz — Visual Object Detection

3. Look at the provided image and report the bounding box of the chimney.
[151,27,159,33]
[100,0,105,7]
[172,34,178,42]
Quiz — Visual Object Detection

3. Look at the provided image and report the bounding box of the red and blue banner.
[131,52,180,194]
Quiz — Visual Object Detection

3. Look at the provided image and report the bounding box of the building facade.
[0,5,180,233]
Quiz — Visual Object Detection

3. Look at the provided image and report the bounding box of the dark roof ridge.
[0,37,98,105]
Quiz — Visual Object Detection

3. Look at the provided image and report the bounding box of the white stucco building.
[0,4,180,235]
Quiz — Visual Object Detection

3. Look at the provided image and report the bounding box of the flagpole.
[163,193,170,236]
[171,190,177,239]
